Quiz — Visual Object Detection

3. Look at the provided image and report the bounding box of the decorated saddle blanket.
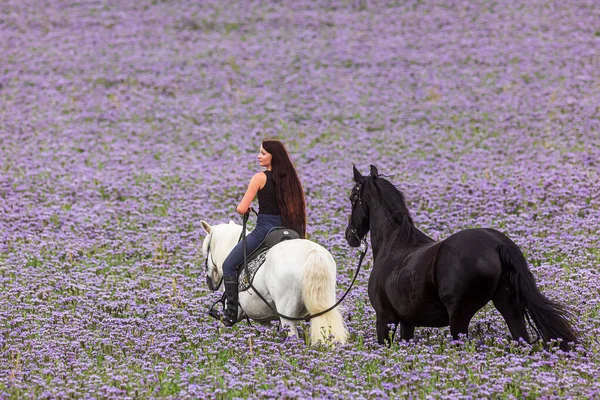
[238,249,268,292]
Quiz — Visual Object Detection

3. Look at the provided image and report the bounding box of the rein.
[241,211,368,322]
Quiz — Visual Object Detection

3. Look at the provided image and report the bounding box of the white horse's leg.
[238,290,274,323]
[240,285,302,336]
[273,290,306,337]
[245,252,301,336]
[279,318,298,337]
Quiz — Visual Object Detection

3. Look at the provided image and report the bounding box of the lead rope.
[241,212,368,322]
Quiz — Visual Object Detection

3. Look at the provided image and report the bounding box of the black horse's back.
[435,228,506,291]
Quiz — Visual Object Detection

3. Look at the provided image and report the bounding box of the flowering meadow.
[1,0,600,398]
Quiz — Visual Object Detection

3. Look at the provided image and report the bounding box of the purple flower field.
[1,0,600,398]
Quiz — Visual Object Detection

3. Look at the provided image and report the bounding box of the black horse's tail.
[498,244,577,351]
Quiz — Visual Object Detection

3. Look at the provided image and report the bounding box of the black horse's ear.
[369,164,379,178]
[353,164,365,183]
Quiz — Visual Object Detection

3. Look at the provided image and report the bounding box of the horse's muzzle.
[345,226,361,248]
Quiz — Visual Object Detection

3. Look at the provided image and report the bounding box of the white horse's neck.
[202,223,244,273]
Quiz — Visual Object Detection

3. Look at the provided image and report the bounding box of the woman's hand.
[236,205,251,214]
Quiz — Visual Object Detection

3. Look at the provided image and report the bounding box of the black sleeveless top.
[257,171,280,215]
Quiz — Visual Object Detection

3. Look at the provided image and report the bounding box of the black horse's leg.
[399,321,415,341]
[492,283,530,343]
[376,314,395,346]
[390,323,398,343]
[447,303,482,340]
[449,312,472,340]
[443,260,498,341]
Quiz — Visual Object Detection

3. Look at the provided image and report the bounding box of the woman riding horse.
[220,139,306,326]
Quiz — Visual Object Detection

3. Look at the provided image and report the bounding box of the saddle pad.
[238,249,268,292]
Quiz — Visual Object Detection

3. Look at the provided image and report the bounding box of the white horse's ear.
[229,220,236,225]
[201,220,212,234]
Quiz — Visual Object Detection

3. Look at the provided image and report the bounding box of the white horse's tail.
[301,249,348,345]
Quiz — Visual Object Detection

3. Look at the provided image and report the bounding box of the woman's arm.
[236,173,266,214]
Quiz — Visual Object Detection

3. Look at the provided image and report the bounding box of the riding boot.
[222,275,239,327]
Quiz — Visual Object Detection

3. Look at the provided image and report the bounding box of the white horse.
[201,220,348,345]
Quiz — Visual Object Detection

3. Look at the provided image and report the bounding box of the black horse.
[346,165,577,351]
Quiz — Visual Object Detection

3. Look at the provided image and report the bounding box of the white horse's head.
[201,220,243,291]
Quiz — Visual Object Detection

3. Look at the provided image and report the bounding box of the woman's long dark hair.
[262,139,306,238]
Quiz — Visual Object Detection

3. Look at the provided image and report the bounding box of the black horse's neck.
[365,178,433,258]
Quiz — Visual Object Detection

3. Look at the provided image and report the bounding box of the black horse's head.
[345,164,379,247]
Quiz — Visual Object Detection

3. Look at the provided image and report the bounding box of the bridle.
[349,182,368,243]
[204,235,222,291]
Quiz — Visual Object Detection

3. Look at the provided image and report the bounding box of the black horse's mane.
[366,176,434,246]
